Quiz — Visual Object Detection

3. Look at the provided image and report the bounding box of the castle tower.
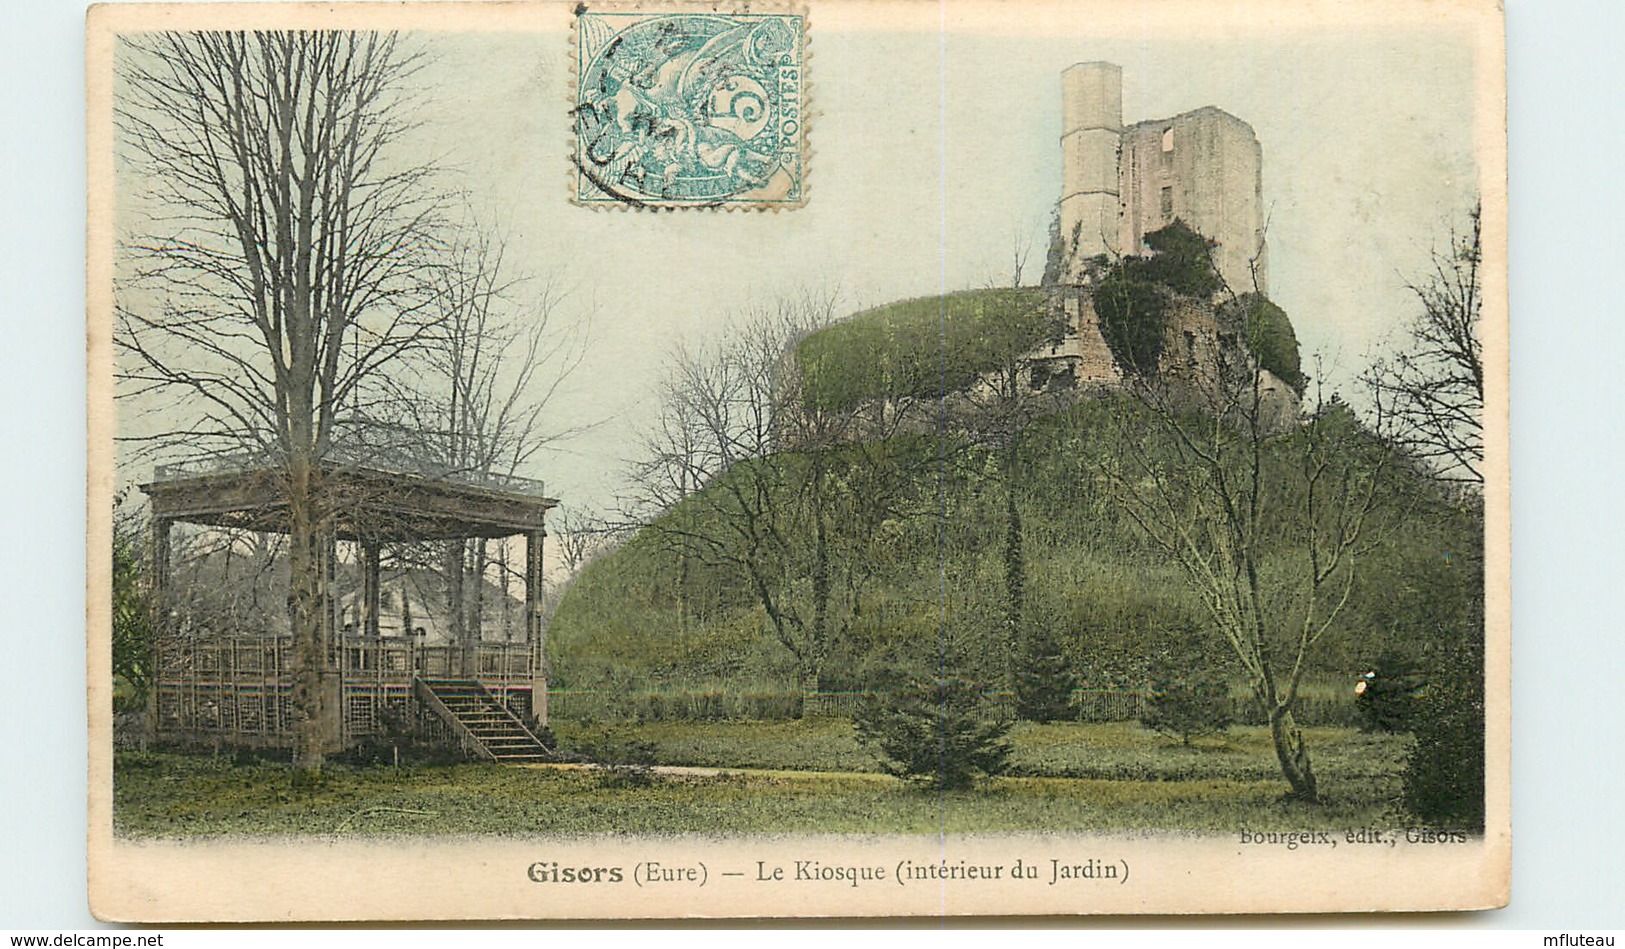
[1055,64,1269,296]
[1118,107,1267,295]
[1058,62,1122,281]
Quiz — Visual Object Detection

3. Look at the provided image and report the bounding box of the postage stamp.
[572,4,808,208]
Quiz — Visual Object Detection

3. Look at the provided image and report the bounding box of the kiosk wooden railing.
[152,633,535,748]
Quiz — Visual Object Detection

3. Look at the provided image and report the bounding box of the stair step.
[419,676,549,765]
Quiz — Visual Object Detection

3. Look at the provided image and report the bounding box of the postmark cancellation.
[571,3,808,209]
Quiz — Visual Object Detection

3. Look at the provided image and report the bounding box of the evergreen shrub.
[1403,633,1485,830]
[1354,651,1427,733]
[1140,628,1233,744]
[853,668,1011,790]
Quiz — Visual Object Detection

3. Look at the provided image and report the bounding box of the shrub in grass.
[1140,631,1232,745]
[1403,632,1484,831]
[854,668,1012,790]
[1015,622,1078,722]
[573,732,659,788]
[1354,651,1427,733]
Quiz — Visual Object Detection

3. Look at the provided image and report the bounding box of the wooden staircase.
[415,677,552,764]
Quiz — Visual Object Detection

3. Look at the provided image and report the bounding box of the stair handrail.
[412,676,497,762]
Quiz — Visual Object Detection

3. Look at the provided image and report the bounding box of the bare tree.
[1088,219,1388,799]
[984,216,1042,290]
[626,289,928,694]
[1101,354,1391,801]
[980,232,1069,694]
[1008,218,1037,289]
[391,226,587,664]
[409,227,586,483]
[777,323,945,694]
[116,31,447,773]
[644,298,824,689]
[1365,204,1484,488]
[551,507,609,579]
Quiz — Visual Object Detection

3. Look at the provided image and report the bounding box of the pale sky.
[115,3,1492,525]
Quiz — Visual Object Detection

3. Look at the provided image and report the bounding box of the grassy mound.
[794,288,1056,412]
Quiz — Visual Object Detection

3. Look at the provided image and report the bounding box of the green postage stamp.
[573,5,807,208]
[86,0,1510,923]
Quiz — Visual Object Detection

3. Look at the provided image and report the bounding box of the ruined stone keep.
[1058,61,1267,296]
[782,61,1297,444]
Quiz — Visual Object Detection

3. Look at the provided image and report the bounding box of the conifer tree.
[854,665,1011,790]
[1140,626,1233,745]
[1014,622,1077,723]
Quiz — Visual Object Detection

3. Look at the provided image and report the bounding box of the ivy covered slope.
[550,251,1470,705]
[793,288,1058,412]
[548,396,1481,700]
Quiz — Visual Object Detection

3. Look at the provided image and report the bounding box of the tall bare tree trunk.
[287,453,331,775]
[1001,444,1025,696]
[809,466,831,698]
[1269,704,1317,801]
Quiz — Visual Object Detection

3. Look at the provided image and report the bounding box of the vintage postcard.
[86,0,1509,921]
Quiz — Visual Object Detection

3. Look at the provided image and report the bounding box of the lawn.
[554,717,1407,786]
[112,719,1414,839]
